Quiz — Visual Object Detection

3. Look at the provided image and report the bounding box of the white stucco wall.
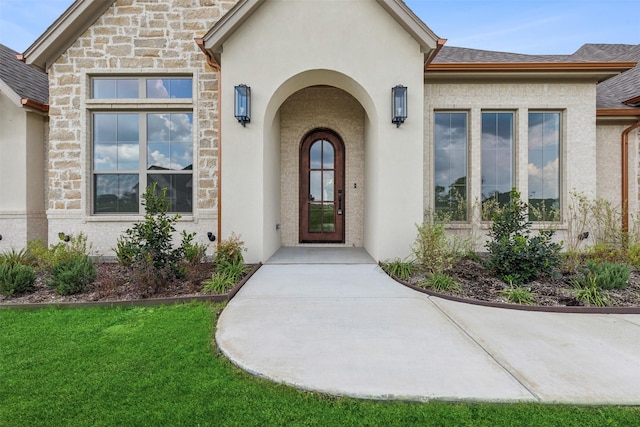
[0,93,47,249]
[221,0,426,262]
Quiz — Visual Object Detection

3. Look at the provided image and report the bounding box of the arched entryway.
[299,129,345,243]
[278,85,365,248]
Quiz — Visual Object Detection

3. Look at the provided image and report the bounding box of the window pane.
[93,113,139,171]
[147,113,193,170]
[323,140,334,169]
[482,112,513,217]
[434,112,467,220]
[310,140,322,169]
[92,78,138,98]
[309,171,321,201]
[309,202,323,232]
[322,203,335,232]
[94,174,139,213]
[146,78,192,98]
[323,171,334,201]
[148,174,192,213]
[529,112,560,220]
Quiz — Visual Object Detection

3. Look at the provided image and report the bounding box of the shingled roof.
[432,43,640,111]
[0,43,48,107]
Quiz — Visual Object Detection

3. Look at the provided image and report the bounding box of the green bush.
[411,218,472,274]
[47,254,96,296]
[115,184,202,292]
[202,234,247,294]
[419,273,460,293]
[214,233,246,269]
[573,275,609,307]
[485,189,562,284]
[0,262,36,296]
[575,260,630,291]
[499,283,535,305]
[382,258,415,280]
[0,248,31,266]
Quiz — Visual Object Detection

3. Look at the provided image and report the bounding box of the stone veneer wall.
[47,0,237,255]
[279,86,365,247]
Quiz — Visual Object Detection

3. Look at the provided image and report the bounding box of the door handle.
[337,190,343,215]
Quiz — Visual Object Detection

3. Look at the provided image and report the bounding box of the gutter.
[195,38,222,247]
[622,120,640,232]
[21,98,49,113]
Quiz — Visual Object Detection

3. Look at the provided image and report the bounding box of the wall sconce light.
[0,234,3,241]
[207,232,216,242]
[234,84,251,127]
[392,85,407,127]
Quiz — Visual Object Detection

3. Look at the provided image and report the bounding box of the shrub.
[28,234,91,271]
[115,184,202,292]
[575,261,630,291]
[382,258,415,280]
[0,262,36,296]
[202,234,248,295]
[0,248,31,266]
[214,233,246,269]
[419,273,460,293]
[411,218,472,274]
[47,254,96,296]
[485,189,562,284]
[588,242,625,264]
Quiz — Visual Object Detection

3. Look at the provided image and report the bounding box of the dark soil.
[0,262,217,305]
[402,257,640,307]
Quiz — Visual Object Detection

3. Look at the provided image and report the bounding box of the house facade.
[3,0,639,263]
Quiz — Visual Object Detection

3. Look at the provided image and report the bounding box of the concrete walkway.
[216,248,640,404]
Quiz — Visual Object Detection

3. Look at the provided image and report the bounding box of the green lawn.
[1,303,638,426]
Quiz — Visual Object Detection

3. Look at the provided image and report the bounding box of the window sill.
[87,214,195,222]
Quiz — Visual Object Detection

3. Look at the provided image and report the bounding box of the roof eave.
[425,62,637,82]
[597,108,640,117]
[23,0,116,71]
[375,0,440,53]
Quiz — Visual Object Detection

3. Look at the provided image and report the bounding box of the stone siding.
[47,0,236,255]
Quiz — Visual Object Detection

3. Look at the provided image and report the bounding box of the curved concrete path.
[216,250,640,404]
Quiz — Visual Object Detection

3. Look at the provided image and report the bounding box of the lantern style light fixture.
[234,84,251,126]
[391,85,407,127]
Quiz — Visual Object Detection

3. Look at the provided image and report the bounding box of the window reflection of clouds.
[528,113,560,201]
[146,79,192,99]
[93,79,138,98]
[147,113,193,170]
[93,113,139,171]
[434,112,467,195]
[481,112,513,200]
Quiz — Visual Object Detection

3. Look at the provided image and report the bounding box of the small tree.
[115,184,200,293]
[485,189,562,284]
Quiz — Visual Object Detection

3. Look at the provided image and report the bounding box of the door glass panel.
[323,171,334,201]
[323,140,334,169]
[309,171,321,201]
[310,141,322,169]
[323,203,335,232]
[309,202,323,232]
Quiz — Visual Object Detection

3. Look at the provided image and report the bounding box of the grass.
[2,303,640,426]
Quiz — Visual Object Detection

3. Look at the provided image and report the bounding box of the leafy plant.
[573,275,609,307]
[203,234,248,294]
[499,281,535,305]
[114,184,201,293]
[419,272,460,293]
[47,254,96,296]
[382,258,415,280]
[411,217,472,274]
[485,189,562,284]
[0,262,36,296]
[575,261,630,291]
[0,248,31,266]
[214,233,246,269]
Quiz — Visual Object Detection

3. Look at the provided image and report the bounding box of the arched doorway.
[299,129,345,243]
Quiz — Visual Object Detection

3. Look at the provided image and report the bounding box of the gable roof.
[23,0,116,71]
[200,0,443,66]
[0,44,48,111]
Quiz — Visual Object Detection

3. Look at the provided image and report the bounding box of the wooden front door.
[299,129,345,243]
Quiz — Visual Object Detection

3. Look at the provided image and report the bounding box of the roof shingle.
[0,43,48,105]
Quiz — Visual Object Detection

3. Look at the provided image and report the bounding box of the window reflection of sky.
[93,113,139,171]
[146,79,192,99]
[147,113,193,170]
[308,140,335,201]
[528,113,560,200]
[482,112,513,200]
[434,112,467,198]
